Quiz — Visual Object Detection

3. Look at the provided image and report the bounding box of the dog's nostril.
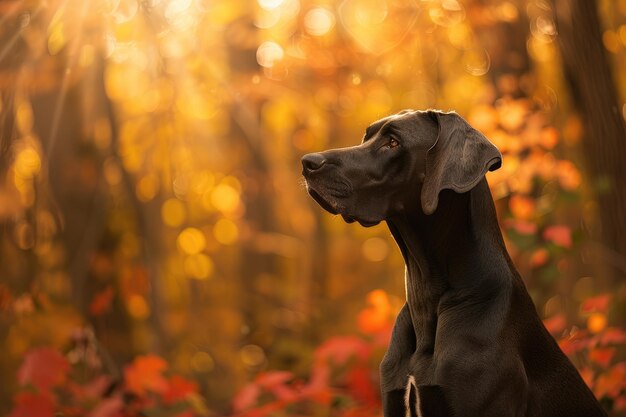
[301,153,327,172]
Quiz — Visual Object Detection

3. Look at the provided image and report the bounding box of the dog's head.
[301,110,501,226]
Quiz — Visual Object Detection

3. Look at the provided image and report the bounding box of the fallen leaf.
[123,355,168,396]
[10,391,55,417]
[17,347,69,391]
[163,375,198,405]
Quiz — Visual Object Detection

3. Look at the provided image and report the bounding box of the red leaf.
[594,362,626,399]
[87,396,123,417]
[163,375,198,405]
[347,367,379,406]
[10,391,55,417]
[581,294,612,314]
[89,287,114,317]
[543,314,566,335]
[256,371,296,401]
[558,330,591,356]
[505,219,537,235]
[172,412,195,417]
[232,383,260,412]
[543,225,572,248]
[599,327,626,345]
[17,347,69,390]
[314,336,369,365]
[256,371,293,388]
[588,347,616,368]
[123,355,168,396]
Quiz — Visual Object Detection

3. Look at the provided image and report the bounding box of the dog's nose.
[301,153,326,173]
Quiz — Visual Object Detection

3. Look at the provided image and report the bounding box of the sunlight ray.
[43,0,89,156]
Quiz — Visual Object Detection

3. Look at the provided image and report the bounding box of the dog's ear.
[421,111,501,215]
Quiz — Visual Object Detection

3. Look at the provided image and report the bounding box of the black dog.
[301,110,606,417]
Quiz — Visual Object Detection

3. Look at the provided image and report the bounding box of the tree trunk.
[553,0,626,283]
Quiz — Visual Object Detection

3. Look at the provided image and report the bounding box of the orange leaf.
[543,314,566,335]
[543,225,572,248]
[581,294,612,314]
[163,375,198,405]
[10,391,55,417]
[594,362,626,399]
[599,328,626,345]
[589,347,616,368]
[539,127,559,150]
[509,195,535,220]
[123,355,168,396]
[17,347,69,391]
[530,248,549,267]
[89,287,114,317]
[558,330,591,356]
[357,289,392,334]
[556,160,582,190]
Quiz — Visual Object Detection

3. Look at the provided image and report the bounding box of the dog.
[301,110,607,417]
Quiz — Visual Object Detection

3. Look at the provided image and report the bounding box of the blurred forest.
[1,0,626,416]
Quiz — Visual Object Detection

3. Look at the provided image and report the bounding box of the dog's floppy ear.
[421,111,502,215]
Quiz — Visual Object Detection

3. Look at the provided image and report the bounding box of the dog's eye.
[387,138,399,149]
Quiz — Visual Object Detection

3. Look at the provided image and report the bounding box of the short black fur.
[301,110,606,417]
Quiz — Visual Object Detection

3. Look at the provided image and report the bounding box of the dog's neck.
[386,178,512,352]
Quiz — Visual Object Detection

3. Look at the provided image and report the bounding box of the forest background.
[1,0,626,416]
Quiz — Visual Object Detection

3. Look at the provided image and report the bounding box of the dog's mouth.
[306,186,340,215]
[342,214,380,227]
[305,179,380,227]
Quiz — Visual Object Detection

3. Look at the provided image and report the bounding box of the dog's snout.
[301,153,327,173]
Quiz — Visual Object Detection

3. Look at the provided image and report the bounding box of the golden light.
[354,0,388,26]
[213,219,239,245]
[162,198,187,227]
[256,41,284,68]
[136,174,160,202]
[183,253,214,280]
[177,227,207,255]
[210,183,240,213]
[165,0,193,19]
[257,0,285,11]
[14,148,41,179]
[362,237,389,262]
[127,295,150,319]
[304,7,335,37]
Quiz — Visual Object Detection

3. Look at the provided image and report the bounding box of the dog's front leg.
[381,303,416,417]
